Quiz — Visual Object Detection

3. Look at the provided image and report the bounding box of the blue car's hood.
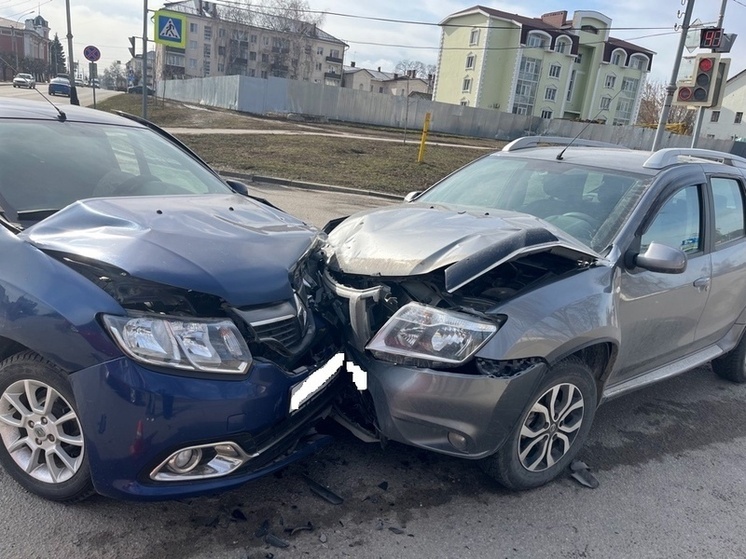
[20,194,318,307]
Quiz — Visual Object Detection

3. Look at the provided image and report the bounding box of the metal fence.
[159,75,736,153]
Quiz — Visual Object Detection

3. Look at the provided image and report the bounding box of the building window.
[527,33,548,49]
[556,39,569,54]
[575,53,583,64]
[250,34,257,43]
[204,26,212,40]
[330,49,340,59]
[263,37,270,46]
[248,68,256,77]
[315,62,322,71]
[605,75,616,89]
[261,70,268,79]
[188,40,197,50]
[218,28,225,38]
[203,61,210,75]
[316,46,323,55]
[614,98,634,125]
[612,51,622,65]
[736,112,743,124]
[630,55,647,71]
[465,54,476,70]
[600,96,611,110]
[581,25,598,34]
[544,86,557,101]
[249,51,257,61]
[188,58,197,69]
[469,29,479,45]
[462,77,472,92]
[621,77,639,94]
[540,109,553,119]
[203,44,211,57]
[514,56,542,115]
[261,53,269,63]
[218,46,225,56]
[549,63,561,78]
[460,99,469,106]
[379,86,384,93]
[711,111,720,122]
[189,23,198,33]
[218,63,224,72]
[567,70,576,102]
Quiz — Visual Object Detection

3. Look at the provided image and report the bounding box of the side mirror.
[632,242,687,274]
[404,191,421,203]
[224,179,250,196]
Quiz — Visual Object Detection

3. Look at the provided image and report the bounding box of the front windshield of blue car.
[416,153,650,253]
[0,120,232,218]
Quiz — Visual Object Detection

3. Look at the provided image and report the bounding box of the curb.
[218,170,404,201]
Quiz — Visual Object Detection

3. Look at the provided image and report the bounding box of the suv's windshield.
[417,154,649,253]
[0,120,232,220]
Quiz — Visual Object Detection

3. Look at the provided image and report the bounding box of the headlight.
[102,314,252,374]
[365,303,498,366]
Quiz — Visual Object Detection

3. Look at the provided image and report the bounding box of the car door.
[614,181,712,381]
[694,173,746,344]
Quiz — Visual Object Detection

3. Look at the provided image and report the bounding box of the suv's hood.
[325,204,599,290]
[20,194,317,307]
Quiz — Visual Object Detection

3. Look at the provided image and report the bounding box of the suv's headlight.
[102,315,252,374]
[366,303,497,366]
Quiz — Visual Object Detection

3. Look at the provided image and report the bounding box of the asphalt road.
[1,81,126,107]
[0,182,744,559]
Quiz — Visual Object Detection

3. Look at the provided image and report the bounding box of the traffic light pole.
[691,0,728,148]
[652,0,695,152]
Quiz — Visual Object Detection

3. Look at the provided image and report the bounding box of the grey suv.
[323,137,746,490]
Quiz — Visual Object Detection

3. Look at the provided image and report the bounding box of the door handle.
[693,277,711,291]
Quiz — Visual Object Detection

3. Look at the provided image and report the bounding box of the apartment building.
[433,7,653,125]
[0,15,50,79]
[156,0,346,85]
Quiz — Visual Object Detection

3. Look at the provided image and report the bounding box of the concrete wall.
[159,75,736,153]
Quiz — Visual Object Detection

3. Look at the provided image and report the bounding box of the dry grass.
[96,94,501,194]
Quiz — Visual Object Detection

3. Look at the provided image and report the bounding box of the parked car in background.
[324,137,746,490]
[74,78,84,87]
[48,76,70,97]
[127,84,155,95]
[0,98,343,502]
[12,73,35,89]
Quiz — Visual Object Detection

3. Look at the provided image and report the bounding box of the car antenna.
[556,89,624,161]
[34,88,67,122]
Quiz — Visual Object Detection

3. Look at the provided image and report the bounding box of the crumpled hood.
[20,194,318,307]
[325,203,598,279]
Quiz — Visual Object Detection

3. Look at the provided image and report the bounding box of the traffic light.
[128,37,136,58]
[674,54,719,107]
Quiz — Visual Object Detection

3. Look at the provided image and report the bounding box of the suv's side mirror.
[404,191,421,202]
[633,242,687,274]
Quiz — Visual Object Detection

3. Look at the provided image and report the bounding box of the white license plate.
[289,353,344,412]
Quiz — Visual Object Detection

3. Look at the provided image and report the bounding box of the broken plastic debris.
[285,521,314,536]
[254,519,270,538]
[230,508,247,522]
[389,527,405,535]
[303,474,344,505]
[265,533,290,548]
[569,459,599,489]
[319,534,328,544]
[377,481,389,491]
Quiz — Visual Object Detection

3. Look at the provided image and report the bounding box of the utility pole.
[652,0,696,151]
[64,0,79,105]
[142,0,148,119]
[691,0,728,147]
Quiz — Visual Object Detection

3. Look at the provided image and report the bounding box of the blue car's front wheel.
[0,351,94,502]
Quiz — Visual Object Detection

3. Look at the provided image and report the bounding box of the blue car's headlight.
[366,303,498,367]
[102,314,252,374]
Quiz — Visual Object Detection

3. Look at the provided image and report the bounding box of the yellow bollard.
[417,112,432,163]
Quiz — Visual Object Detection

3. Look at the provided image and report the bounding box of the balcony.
[325,56,343,64]
[324,72,341,81]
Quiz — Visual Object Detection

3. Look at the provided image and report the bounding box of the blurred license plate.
[290,353,344,412]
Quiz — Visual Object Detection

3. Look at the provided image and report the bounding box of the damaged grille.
[251,314,304,348]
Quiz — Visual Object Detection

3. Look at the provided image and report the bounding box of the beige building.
[701,69,746,141]
[343,63,432,97]
[433,7,653,125]
[156,0,346,85]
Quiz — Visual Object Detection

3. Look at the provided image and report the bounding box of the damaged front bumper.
[344,348,546,458]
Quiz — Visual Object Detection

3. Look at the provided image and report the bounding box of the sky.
[4,0,745,83]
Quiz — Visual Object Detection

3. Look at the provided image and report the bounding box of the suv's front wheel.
[0,352,94,502]
[480,357,597,490]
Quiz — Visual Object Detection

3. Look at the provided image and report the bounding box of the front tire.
[480,357,597,490]
[0,352,94,502]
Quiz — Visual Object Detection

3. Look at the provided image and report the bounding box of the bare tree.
[395,59,427,78]
[637,80,696,135]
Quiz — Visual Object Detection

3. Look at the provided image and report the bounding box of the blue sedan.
[0,99,343,502]
[48,76,70,97]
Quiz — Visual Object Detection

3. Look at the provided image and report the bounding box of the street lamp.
[11,10,34,71]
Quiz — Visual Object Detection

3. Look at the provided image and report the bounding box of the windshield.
[0,120,232,219]
[417,154,650,253]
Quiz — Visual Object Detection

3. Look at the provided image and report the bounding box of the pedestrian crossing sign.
[154,10,187,48]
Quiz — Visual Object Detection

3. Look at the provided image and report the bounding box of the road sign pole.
[142,0,148,120]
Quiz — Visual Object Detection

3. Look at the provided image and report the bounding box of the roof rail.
[501,136,626,152]
[643,148,746,170]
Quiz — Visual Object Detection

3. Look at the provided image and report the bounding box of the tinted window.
[711,177,745,245]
